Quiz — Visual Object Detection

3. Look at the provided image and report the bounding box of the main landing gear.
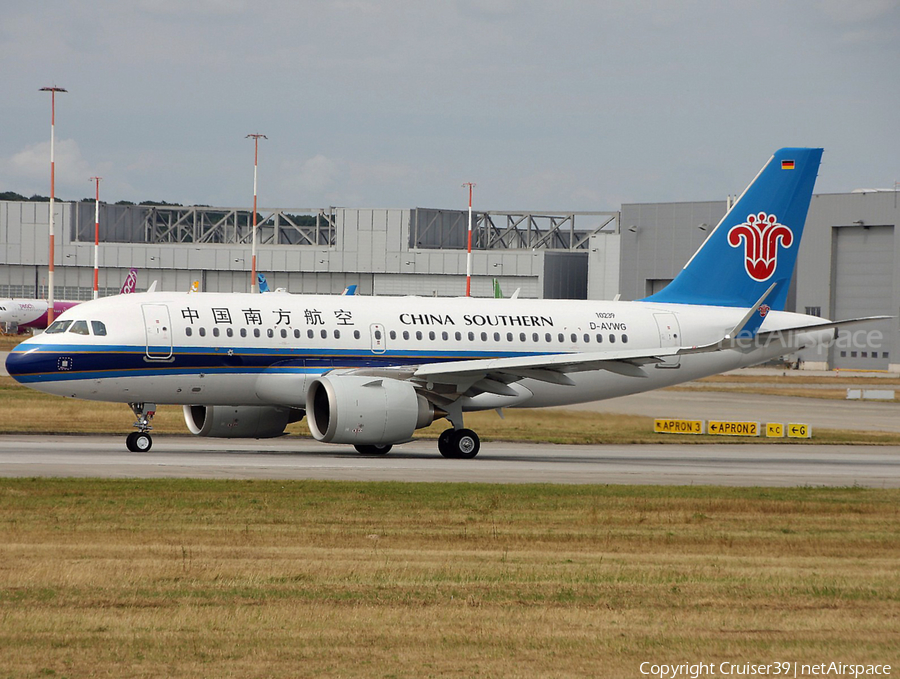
[437,428,481,459]
[126,402,156,452]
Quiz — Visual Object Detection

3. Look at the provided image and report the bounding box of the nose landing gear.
[127,402,157,452]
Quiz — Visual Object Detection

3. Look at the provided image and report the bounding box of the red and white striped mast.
[40,86,67,323]
[246,133,267,294]
[89,177,102,299]
[462,182,476,296]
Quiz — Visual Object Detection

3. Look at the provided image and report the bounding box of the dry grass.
[3,375,900,446]
[0,479,898,677]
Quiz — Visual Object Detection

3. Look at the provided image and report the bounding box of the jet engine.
[307,375,436,445]
[183,405,304,438]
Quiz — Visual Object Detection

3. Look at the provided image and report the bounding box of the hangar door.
[831,225,893,370]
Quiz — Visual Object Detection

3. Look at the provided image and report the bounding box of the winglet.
[726,281,778,340]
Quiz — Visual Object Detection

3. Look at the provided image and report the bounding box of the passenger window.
[334,330,340,339]
[596,334,602,343]
[455,332,461,341]
[570,333,577,343]
[621,334,628,344]
[468,332,475,341]
[241,328,247,338]
[519,333,526,342]
[46,320,72,334]
[199,327,206,337]
[307,329,314,339]
[281,329,287,338]
[293,329,299,339]
[213,327,220,337]
[480,332,487,341]
[442,331,449,341]
[545,333,552,342]
[91,321,107,336]
[493,332,500,341]
[389,330,397,340]
[228,328,235,338]
[267,329,274,338]
[253,328,261,338]
[416,331,423,341]
[69,320,90,335]
[403,331,410,340]
[583,334,590,343]
[558,333,565,343]
[185,327,193,337]
[608,334,615,344]
[428,331,435,341]
[354,330,361,340]
[320,329,327,339]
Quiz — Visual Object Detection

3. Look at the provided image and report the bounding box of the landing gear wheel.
[438,428,480,459]
[451,428,481,459]
[438,428,457,458]
[354,443,392,456]
[126,431,153,452]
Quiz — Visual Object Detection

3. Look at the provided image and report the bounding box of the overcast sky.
[2,0,898,212]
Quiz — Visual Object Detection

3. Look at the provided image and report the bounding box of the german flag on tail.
[781,159,795,170]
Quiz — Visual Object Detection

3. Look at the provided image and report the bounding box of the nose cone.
[5,343,54,384]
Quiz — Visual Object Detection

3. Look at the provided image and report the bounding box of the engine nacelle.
[183,405,304,438]
[307,375,435,445]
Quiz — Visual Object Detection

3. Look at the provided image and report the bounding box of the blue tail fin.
[643,147,822,310]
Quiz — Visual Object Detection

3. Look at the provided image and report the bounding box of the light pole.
[40,86,67,323]
[89,177,101,299]
[462,182,476,297]
[246,133,267,294]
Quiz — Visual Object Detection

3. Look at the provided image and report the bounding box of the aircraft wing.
[333,347,680,401]
[339,315,891,400]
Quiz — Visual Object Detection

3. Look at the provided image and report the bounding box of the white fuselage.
[7,291,830,410]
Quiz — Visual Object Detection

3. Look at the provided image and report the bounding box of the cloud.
[0,139,101,198]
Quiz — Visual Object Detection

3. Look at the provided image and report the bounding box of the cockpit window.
[91,320,107,336]
[69,320,90,335]
[45,320,72,334]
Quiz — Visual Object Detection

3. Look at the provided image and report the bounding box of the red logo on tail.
[727,212,793,282]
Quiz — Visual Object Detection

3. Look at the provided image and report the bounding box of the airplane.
[6,148,885,457]
[0,269,140,333]
[0,298,81,333]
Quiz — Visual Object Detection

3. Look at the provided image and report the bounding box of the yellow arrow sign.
[787,423,811,439]
[654,419,704,434]
[766,423,784,437]
[708,421,759,437]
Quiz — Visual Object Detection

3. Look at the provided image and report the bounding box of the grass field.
[1,479,898,677]
[2,374,900,445]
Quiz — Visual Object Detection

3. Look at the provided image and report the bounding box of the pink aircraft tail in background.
[120,268,138,294]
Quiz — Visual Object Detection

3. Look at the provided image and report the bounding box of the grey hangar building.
[1,189,897,373]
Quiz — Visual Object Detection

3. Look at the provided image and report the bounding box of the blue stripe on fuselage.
[6,343,542,384]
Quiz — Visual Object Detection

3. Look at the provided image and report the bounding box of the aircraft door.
[370,323,386,354]
[143,304,173,359]
[653,312,681,368]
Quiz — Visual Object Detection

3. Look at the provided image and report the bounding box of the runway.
[0,435,898,487]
